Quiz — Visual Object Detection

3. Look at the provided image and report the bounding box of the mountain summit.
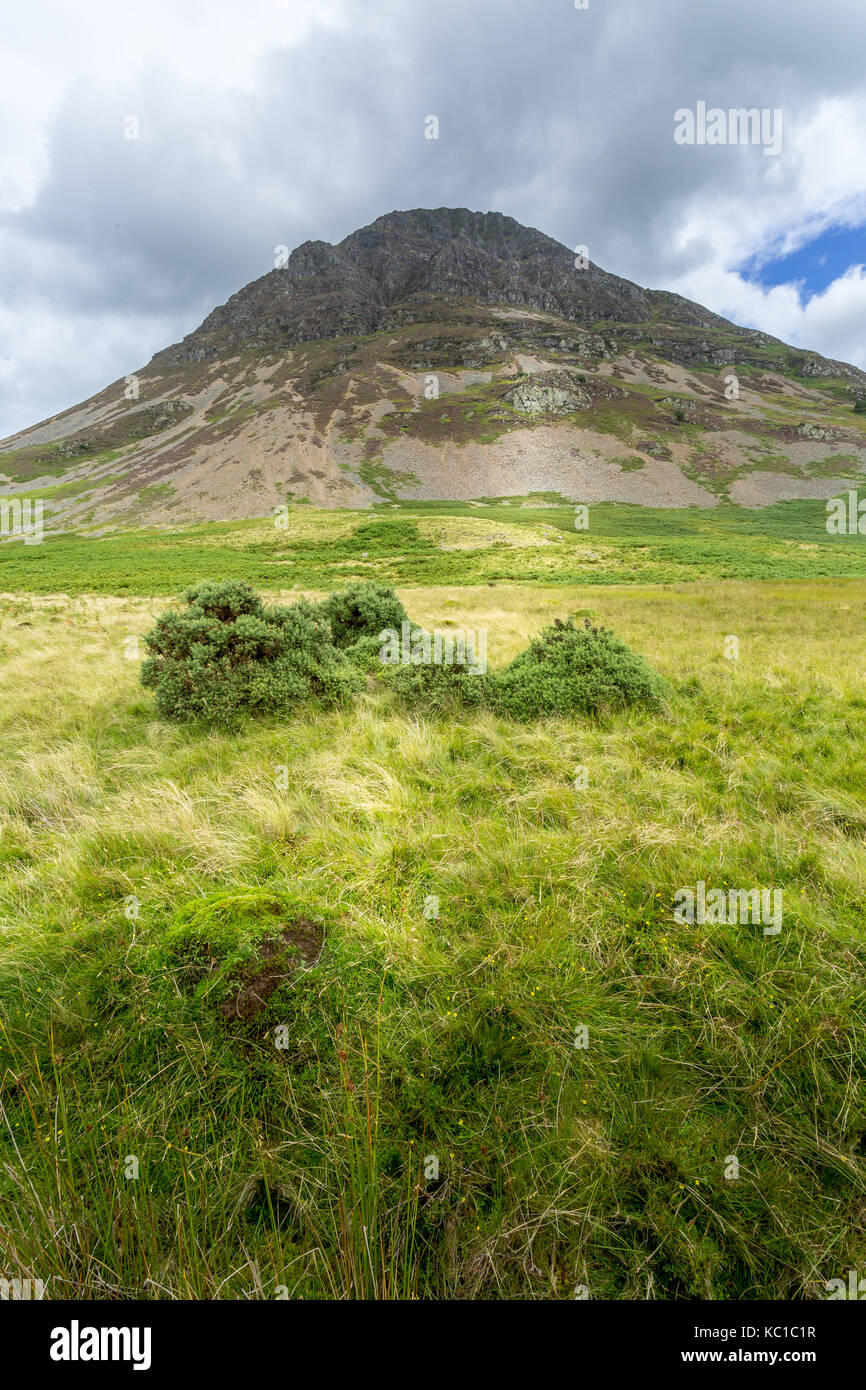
[160,208,710,364]
[3,208,865,529]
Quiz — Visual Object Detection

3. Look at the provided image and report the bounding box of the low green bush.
[491,617,662,720]
[316,581,408,650]
[140,581,659,727]
[342,631,394,672]
[140,579,362,723]
[385,629,493,709]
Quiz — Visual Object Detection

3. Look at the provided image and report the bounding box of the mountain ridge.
[3,207,865,531]
[157,207,754,366]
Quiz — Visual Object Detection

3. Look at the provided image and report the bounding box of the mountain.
[3,207,866,531]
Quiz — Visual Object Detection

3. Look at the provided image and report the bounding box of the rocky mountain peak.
[159,207,671,365]
[5,206,865,533]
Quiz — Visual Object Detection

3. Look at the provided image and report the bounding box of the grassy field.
[2,497,866,596]
[0,576,864,1299]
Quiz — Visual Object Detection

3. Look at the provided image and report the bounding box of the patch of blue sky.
[737,224,866,298]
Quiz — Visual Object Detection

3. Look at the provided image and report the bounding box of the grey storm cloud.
[2,0,866,437]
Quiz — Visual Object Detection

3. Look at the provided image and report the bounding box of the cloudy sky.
[1,0,865,439]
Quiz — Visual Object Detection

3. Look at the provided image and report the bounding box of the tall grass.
[0,580,864,1298]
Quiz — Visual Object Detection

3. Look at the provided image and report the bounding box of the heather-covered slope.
[3,209,866,532]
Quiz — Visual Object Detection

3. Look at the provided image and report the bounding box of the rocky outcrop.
[796,422,838,442]
[504,371,591,416]
[130,400,195,435]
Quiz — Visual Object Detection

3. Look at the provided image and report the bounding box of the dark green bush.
[491,617,662,720]
[316,581,408,649]
[342,632,393,672]
[385,630,493,709]
[140,580,659,728]
[140,579,362,723]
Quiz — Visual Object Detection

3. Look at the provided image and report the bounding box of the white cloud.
[661,93,866,365]
[668,263,866,370]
